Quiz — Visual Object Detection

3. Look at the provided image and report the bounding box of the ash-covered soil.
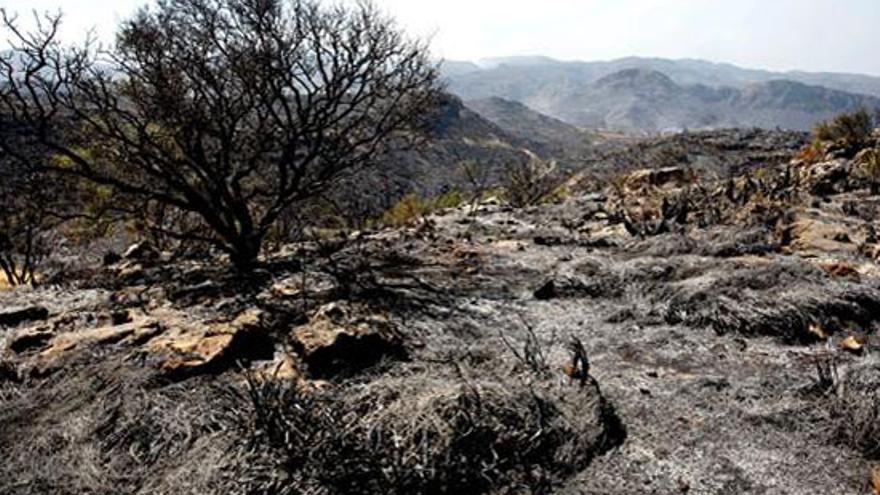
[3,134,880,494]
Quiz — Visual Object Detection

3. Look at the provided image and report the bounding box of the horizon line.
[441,54,880,79]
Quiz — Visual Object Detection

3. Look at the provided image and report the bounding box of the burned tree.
[0,151,51,286]
[0,117,82,286]
[0,0,441,270]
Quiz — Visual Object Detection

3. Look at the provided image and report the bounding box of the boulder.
[146,308,273,378]
[624,167,689,192]
[292,302,405,378]
[588,223,630,245]
[779,214,859,256]
[840,335,868,355]
[0,306,49,328]
[534,261,622,301]
[797,159,852,195]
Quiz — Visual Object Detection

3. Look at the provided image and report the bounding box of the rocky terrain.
[4,129,880,494]
[445,57,880,133]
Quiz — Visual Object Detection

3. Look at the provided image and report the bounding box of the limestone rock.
[147,308,272,377]
[797,159,851,195]
[624,167,689,192]
[38,318,162,365]
[779,214,860,256]
[840,335,867,355]
[292,302,405,378]
[271,273,337,302]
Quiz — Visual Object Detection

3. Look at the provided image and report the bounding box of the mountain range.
[444,57,880,133]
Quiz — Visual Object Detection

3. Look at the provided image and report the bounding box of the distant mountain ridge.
[444,56,880,133]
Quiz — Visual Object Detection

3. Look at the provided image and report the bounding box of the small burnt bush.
[247,365,622,495]
[0,358,273,495]
[331,370,618,494]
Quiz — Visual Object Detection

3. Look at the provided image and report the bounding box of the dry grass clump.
[832,362,880,460]
[662,260,880,341]
[0,356,278,495]
[0,350,621,495]
[334,369,616,494]
[240,363,623,494]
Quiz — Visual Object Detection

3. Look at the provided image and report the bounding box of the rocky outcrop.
[292,302,406,378]
[146,308,273,378]
[37,318,163,366]
[624,167,690,192]
[778,212,863,257]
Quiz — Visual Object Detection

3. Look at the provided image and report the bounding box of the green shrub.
[380,194,427,227]
[433,188,465,210]
[379,189,466,227]
[813,108,874,151]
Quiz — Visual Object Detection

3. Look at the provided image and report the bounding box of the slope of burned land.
[3,131,880,494]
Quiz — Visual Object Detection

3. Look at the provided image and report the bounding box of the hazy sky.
[3,0,879,75]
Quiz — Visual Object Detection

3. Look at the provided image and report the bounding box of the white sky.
[3,0,880,76]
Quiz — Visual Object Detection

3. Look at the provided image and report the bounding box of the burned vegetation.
[2,1,880,494]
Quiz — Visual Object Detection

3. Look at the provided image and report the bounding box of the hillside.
[388,94,536,193]
[558,69,880,133]
[4,129,880,493]
[464,96,588,156]
[444,57,880,132]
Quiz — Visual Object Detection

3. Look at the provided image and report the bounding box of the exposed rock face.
[146,308,273,378]
[624,166,690,192]
[38,318,161,362]
[781,214,861,256]
[292,302,406,378]
[8,328,54,354]
[799,159,853,195]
